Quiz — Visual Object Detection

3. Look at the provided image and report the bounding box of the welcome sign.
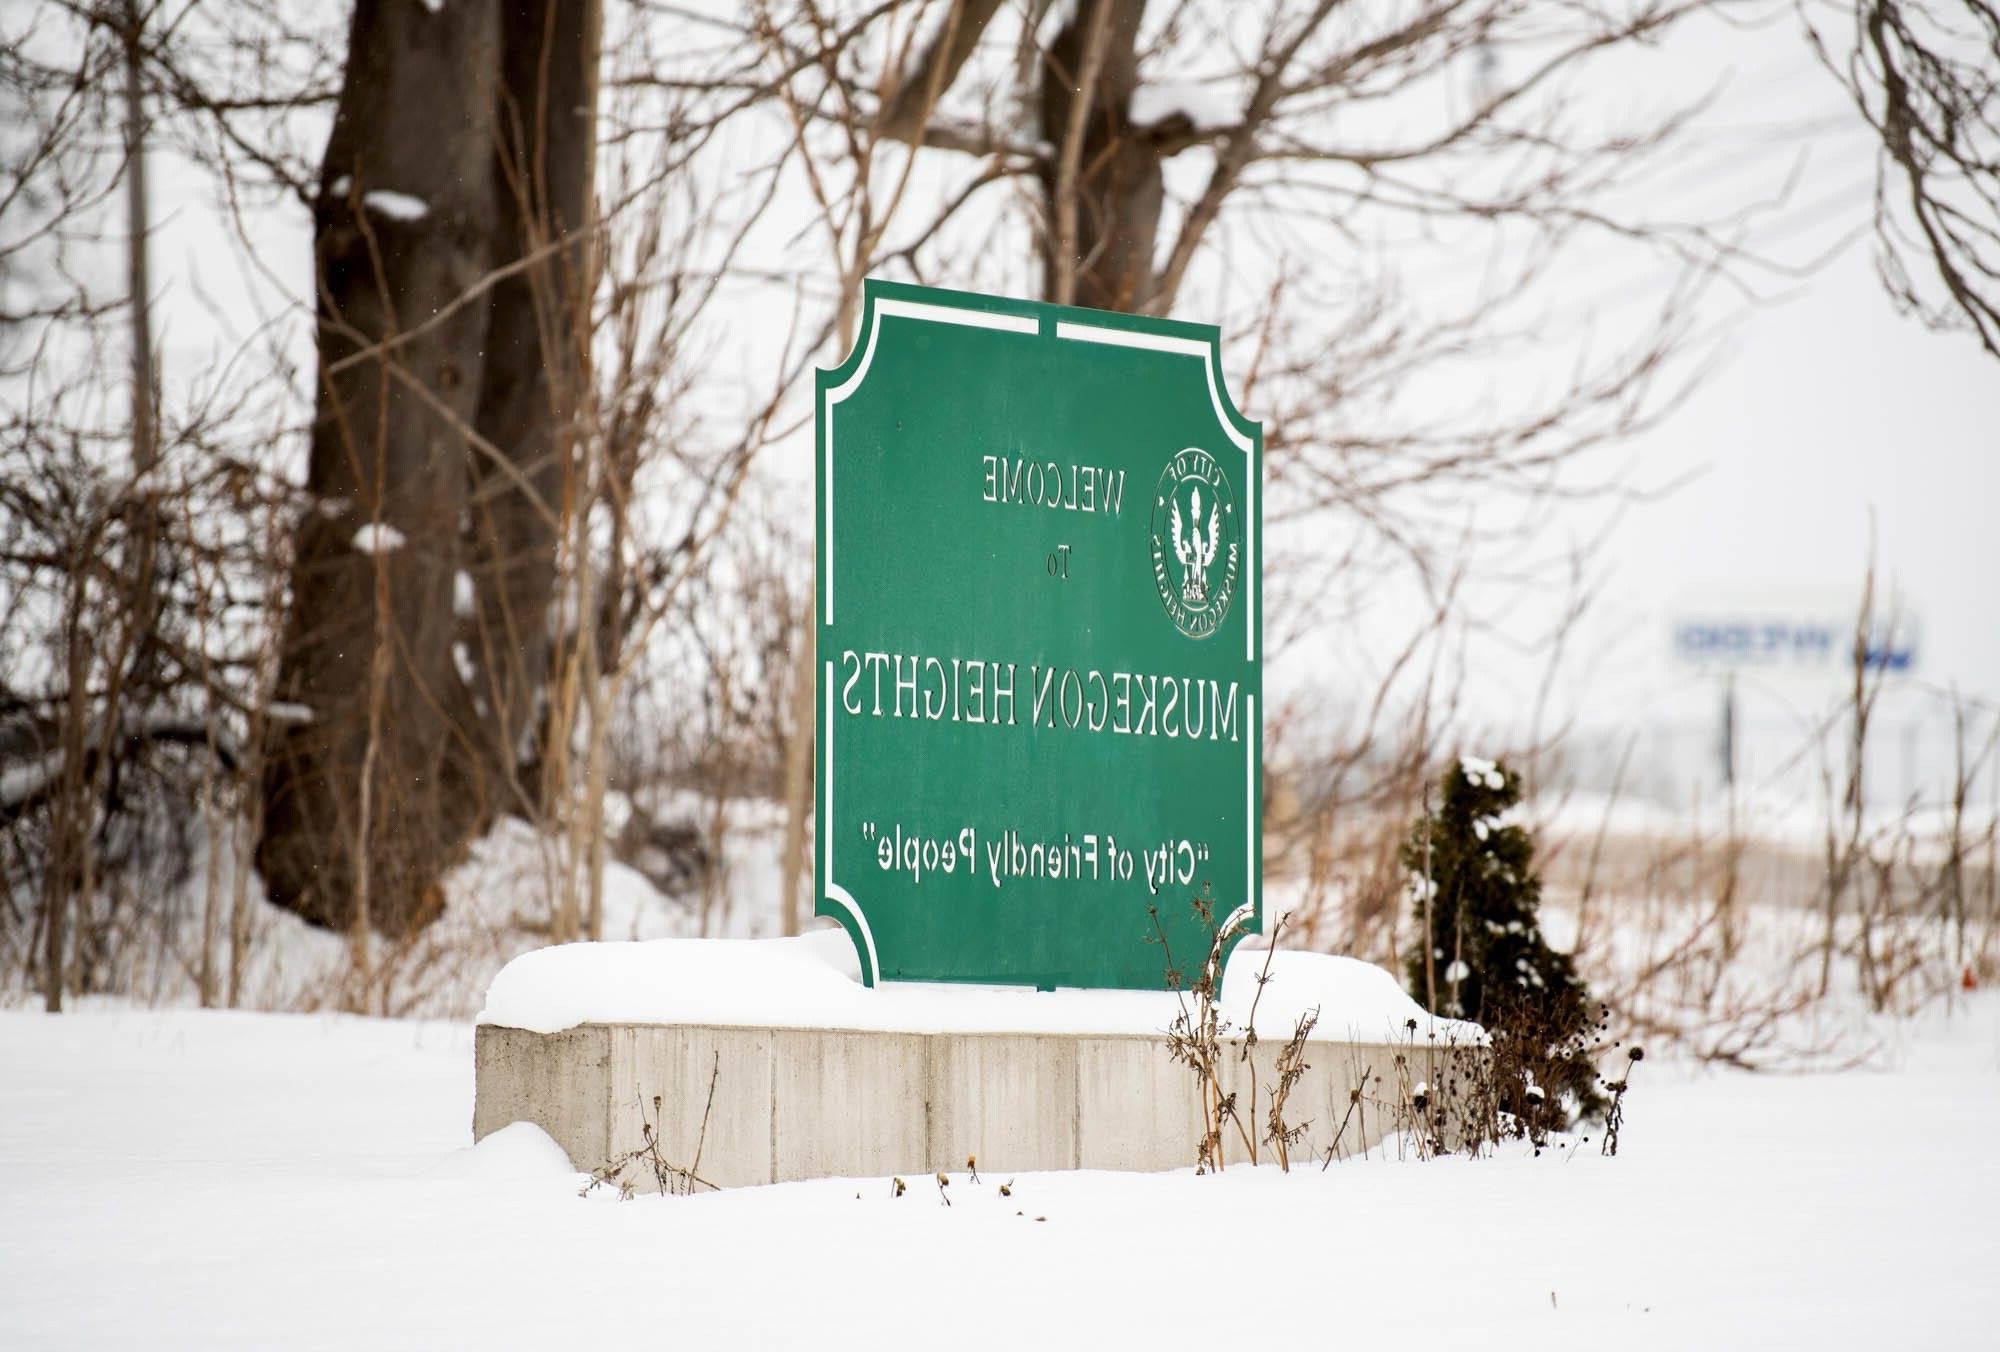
[816,280,1261,989]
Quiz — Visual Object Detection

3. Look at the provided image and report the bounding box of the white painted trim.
[826,314,881,408]
[822,305,884,628]
[820,319,871,626]
[824,883,880,985]
[1244,462,1255,663]
[822,378,839,626]
[1055,320,1206,358]
[819,612,872,979]
[819,662,878,981]
[1245,693,1256,930]
[878,297,1038,335]
[1202,364,1255,455]
[823,660,833,880]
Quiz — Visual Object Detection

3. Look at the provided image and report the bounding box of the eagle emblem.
[1169,486,1221,607]
[1150,448,1239,640]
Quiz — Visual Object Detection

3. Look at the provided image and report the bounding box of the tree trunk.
[260,0,499,938]
[260,0,600,938]
[1038,0,1162,313]
[123,0,154,481]
[467,0,600,806]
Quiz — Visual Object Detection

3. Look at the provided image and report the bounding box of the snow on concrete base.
[474,937,1484,1189]
[477,927,1481,1045]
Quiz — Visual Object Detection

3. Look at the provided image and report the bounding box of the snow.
[0,806,789,1022]
[427,1121,574,1182]
[1532,785,2000,859]
[1220,946,1484,1043]
[351,522,406,553]
[361,189,430,222]
[1130,80,1238,133]
[1460,755,1507,790]
[0,996,1993,1348]
[478,928,1480,1043]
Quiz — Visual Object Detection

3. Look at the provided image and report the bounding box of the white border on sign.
[822,294,1261,978]
[823,883,878,986]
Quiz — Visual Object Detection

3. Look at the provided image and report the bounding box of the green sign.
[815,280,1261,990]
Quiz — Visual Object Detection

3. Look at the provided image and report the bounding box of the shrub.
[1403,756,1604,1132]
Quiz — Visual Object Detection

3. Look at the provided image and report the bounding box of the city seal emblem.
[1150,447,1240,640]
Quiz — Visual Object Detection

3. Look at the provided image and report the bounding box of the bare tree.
[256,0,603,939]
[698,0,1749,928]
[1803,0,2000,354]
[0,1,1803,1011]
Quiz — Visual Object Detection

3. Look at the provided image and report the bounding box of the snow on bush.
[1405,755,1604,1132]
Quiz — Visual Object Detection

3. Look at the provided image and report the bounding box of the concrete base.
[474,1021,1476,1190]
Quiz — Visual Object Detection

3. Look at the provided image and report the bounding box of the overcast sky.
[1561,9,1997,741]
[1457,5,1994,811]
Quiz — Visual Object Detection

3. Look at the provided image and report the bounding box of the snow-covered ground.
[2,994,1993,1349]
[0,801,796,1019]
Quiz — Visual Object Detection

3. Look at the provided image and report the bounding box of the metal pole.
[1720,671,1737,791]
